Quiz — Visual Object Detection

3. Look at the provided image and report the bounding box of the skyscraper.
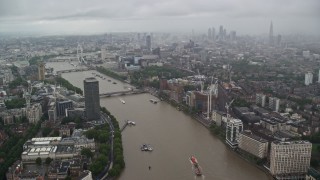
[230,31,236,41]
[277,34,282,46]
[208,28,212,40]
[269,21,274,46]
[318,69,320,83]
[212,27,216,41]
[146,35,151,51]
[219,25,223,40]
[84,77,100,120]
[38,62,45,81]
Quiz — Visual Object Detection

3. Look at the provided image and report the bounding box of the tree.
[36,157,42,166]
[42,127,52,137]
[81,148,93,159]
[45,157,52,165]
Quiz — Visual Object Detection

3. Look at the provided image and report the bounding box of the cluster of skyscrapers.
[207,25,236,42]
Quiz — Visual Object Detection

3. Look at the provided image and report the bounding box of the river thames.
[47,62,270,180]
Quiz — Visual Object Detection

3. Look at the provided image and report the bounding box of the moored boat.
[149,99,158,104]
[190,156,202,176]
[120,98,125,104]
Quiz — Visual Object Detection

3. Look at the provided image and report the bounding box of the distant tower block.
[269,21,274,46]
[318,69,320,83]
[38,62,45,81]
[305,72,313,86]
[146,35,151,51]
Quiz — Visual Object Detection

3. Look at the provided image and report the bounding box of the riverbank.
[151,91,274,180]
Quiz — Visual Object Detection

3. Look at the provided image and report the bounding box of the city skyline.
[0,0,319,36]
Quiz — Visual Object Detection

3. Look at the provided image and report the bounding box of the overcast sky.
[0,0,319,35]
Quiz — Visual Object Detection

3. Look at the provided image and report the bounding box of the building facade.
[38,62,45,81]
[256,93,266,107]
[238,130,268,159]
[27,103,42,124]
[305,72,313,86]
[269,97,280,112]
[226,118,243,148]
[270,141,312,179]
[84,77,100,121]
[57,100,73,117]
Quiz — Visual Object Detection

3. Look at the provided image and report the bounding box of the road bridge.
[99,89,146,98]
[56,67,93,74]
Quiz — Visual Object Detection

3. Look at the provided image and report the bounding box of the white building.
[305,72,313,86]
[239,130,269,159]
[256,93,266,107]
[226,118,243,148]
[270,141,312,180]
[269,97,280,112]
[303,51,310,59]
[27,103,42,124]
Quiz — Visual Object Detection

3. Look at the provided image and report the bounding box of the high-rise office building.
[146,35,151,51]
[212,27,216,40]
[208,28,212,40]
[269,21,274,46]
[219,25,223,40]
[269,97,280,112]
[270,141,312,179]
[230,31,236,41]
[256,93,266,107]
[318,69,320,83]
[277,34,282,46]
[226,118,243,148]
[84,77,100,121]
[38,62,45,81]
[305,72,313,86]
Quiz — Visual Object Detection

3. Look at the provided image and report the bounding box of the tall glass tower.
[84,77,100,120]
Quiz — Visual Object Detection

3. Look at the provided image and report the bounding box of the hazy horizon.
[0,0,319,36]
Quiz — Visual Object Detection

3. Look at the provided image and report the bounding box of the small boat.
[128,121,136,125]
[149,99,158,104]
[190,156,202,176]
[113,82,117,84]
[120,99,125,104]
[141,144,153,151]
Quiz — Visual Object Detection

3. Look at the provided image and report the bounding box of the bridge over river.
[99,89,146,97]
[56,67,94,74]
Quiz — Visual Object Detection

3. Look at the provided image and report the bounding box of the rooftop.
[31,137,62,142]
[241,130,268,143]
[84,77,98,83]
[273,140,311,145]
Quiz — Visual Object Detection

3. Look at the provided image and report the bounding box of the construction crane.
[206,77,219,119]
[225,99,234,122]
[197,69,204,93]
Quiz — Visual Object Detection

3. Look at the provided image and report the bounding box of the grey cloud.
[0,0,319,35]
